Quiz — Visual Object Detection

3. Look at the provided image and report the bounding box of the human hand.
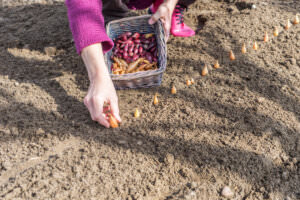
[148,1,178,41]
[81,43,121,128]
[84,75,121,128]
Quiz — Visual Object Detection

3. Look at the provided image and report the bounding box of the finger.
[91,96,110,128]
[164,14,171,41]
[149,11,161,25]
[163,22,170,41]
[110,99,121,123]
[95,114,110,128]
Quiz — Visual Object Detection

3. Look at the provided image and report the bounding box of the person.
[65,0,195,128]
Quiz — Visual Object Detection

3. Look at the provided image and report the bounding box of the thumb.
[148,11,160,25]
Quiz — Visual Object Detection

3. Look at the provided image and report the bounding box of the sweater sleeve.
[65,0,114,55]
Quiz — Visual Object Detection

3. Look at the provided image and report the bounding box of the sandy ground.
[0,0,299,199]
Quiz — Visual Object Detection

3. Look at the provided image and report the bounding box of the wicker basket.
[105,15,167,90]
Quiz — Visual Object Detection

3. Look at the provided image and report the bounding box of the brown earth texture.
[0,0,300,199]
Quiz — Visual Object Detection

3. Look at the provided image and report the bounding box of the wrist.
[81,43,111,82]
[88,66,110,84]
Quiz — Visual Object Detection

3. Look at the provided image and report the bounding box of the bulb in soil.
[153,94,159,105]
[253,41,258,50]
[229,50,235,61]
[273,27,279,37]
[171,86,177,94]
[191,78,195,85]
[264,32,269,42]
[285,19,291,30]
[186,79,191,86]
[293,15,299,25]
[214,60,220,69]
[134,108,140,118]
[109,115,119,128]
[241,43,247,54]
[201,65,208,76]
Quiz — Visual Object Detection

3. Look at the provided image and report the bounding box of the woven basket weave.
[105,15,167,90]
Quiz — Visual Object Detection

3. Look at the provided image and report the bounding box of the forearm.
[81,43,110,83]
[164,0,179,11]
[80,43,121,127]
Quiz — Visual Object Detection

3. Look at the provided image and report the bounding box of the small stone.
[289,58,296,66]
[29,157,40,161]
[118,140,127,144]
[292,157,297,164]
[221,186,234,198]
[0,17,6,22]
[295,122,300,132]
[137,140,143,145]
[36,128,45,135]
[2,128,11,135]
[11,127,19,136]
[191,182,197,188]
[23,44,30,49]
[227,5,239,14]
[257,97,265,103]
[14,82,19,86]
[285,196,293,200]
[280,153,289,162]
[251,4,257,9]
[2,161,12,170]
[259,187,265,192]
[260,2,268,6]
[164,153,174,165]
[282,171,289,179]
[184,191,196,200]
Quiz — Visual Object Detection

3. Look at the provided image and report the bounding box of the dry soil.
[0,0,299,199]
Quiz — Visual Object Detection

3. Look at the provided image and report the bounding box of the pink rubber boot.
[171,4,195,37]
[151,1,195,37]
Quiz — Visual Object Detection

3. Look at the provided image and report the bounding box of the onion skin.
[214,60,220,69]
[229,50,235,61]
[171,86,177,94]
[201,65,208,76]
[109,115,119,128]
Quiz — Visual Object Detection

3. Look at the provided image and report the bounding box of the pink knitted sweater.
[65,0,152,54]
